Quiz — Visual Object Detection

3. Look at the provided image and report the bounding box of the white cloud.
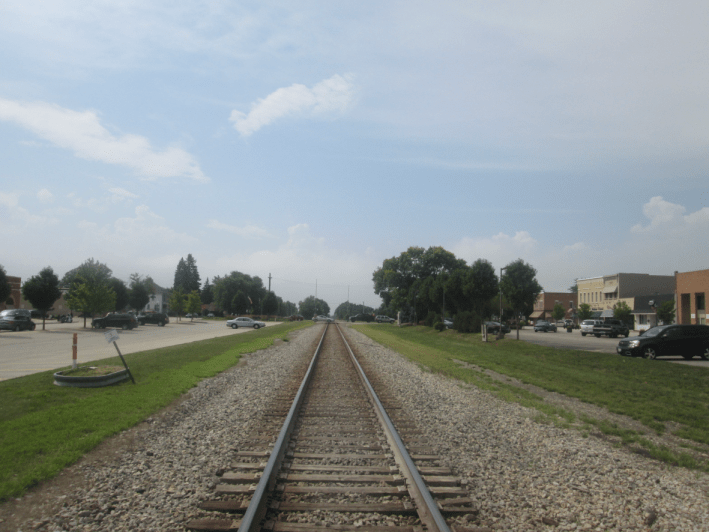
[206,219,271,239]
[452,231,538,266]
[37,188,54,203]
[0,97,208,182]
[630,196,706,234]
[108,187,139,203]
[230,74,355,136]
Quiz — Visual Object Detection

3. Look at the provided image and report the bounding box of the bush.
[424,310,439,327]
[453,311,481,333]
[434,321,446,332]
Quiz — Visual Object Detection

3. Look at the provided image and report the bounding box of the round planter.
[54,366,130,387]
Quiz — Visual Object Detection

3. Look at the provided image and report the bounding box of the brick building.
[0,276,22,311]
[676,269,708,325]
[529,292,577,323]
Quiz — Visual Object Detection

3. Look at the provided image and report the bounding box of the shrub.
[424,310,439,327]
[434,321,446,332]
[453,311,481,333]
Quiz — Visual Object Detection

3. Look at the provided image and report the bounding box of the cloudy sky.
[1,1,708,312]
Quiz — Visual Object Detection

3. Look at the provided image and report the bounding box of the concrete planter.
[53,366,130,387]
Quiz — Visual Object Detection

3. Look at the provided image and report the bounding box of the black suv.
[92,313,138,330]
[616,324,709,360]
[349,313,374,323]
[137,312,169,326]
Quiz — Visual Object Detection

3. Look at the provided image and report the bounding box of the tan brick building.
[676,269,708,325]
[577,273,675,318]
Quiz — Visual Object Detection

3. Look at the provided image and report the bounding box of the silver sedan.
[226,317,266,329]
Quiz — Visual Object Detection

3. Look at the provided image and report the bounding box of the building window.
[697,293,706,311]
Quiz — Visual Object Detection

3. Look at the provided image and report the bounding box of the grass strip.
[0,321,311,501]
[354,324,709,470]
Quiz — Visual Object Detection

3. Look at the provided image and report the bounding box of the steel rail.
[336,323,452,532]
[236,324,329,532]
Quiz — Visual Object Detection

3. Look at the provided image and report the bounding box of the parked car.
[580,319,602,336]
[0,309,36,331]
[443,318,454,329]
[137,312,169,326]
[375,315,395,323]
[226,317,266,329]
[313,315,333,323]
[485,321,511,334]
[91,313,138,330]
[349,314,374,322]
[616,324,709,360]
[534,320,557,332]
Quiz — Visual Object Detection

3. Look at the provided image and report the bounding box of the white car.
[580,319,602,336]
[314,315,333,323]
[226,317,266,329]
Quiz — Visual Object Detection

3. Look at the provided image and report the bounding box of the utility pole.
[268,273,271,292]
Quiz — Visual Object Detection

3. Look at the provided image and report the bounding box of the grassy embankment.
[0,321,311,501]
[354,324,709,471]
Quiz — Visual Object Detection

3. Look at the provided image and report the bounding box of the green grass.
[0,321,311,501]
[355,324,709,469]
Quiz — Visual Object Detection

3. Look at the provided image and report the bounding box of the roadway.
[0,318,283,381]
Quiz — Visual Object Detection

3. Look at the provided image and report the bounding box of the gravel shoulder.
[1,324,708,531]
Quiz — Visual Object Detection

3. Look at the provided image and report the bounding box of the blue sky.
[1,1,708,312]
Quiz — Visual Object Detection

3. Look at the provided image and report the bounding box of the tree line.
[1,254,306,329]
[371,246,543,335]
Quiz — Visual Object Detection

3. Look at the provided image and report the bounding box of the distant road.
[0,319,283,381]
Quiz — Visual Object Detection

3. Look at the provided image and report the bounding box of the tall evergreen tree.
[173,255,201,293]
[201,278,214,305]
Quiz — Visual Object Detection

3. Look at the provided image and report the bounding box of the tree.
[108,278,130,311]
[500,259,542,339]
[262,292,278,315]
[656,300,675,325]
[577,303,593,321]
[21,267,62,330]
[129,276,151,312]
[62,258,112,287]
[169,289,186,319]
[552,303,566,322]
[299,295,330,319]
[201,278,214,305]
[65,276,117,327]
[0,265,11,305]
[568,280,578,293]
[463,259,499,318]
[373,246,468,318]
[212,271,266,314]
[613,301,633,326]
[62,258,115,327]
[231,290,249,315]
[186,291,202,319]
[173,254,201,294]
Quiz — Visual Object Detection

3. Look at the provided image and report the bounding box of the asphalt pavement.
[510,326,709,367]
[0,318,283,381]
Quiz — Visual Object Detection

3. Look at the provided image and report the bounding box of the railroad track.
[186,323,478,531]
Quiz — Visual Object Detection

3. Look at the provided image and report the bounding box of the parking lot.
[0,318,282,381]
[512,327,709,367]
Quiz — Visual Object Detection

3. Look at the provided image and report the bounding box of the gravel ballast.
[2,324,708,531]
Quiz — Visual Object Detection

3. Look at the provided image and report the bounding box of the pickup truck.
[592,319,629,338]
